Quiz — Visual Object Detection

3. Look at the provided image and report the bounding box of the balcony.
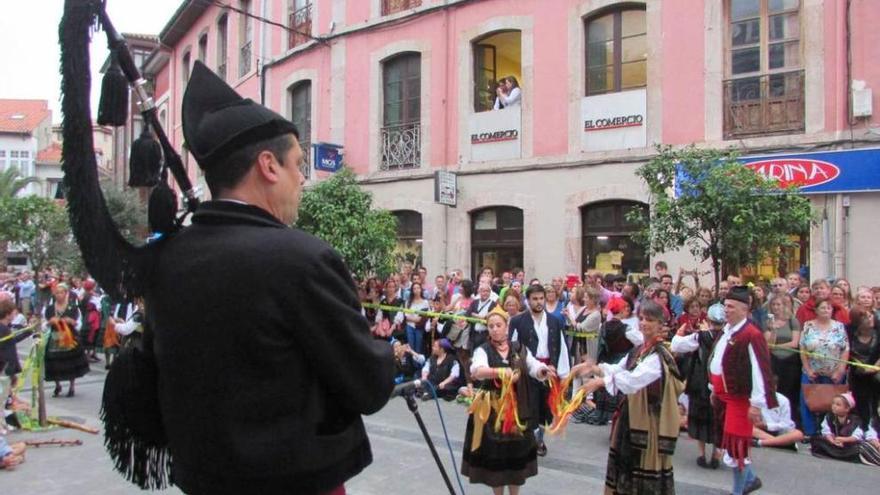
[723,70,804,139]
[239,41,252,78]
[381,122,421,171]
[288,3,312,50]
[382,0,422,16]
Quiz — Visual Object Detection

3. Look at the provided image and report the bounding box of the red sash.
[710,373,752,467]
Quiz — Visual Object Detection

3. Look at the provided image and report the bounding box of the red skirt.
[710,373,752,467]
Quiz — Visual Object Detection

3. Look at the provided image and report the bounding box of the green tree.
[0,168,41,271]
[100,180,148,243]
[628,145,814,294]
[0,196,80,274]
[296,168,398,279]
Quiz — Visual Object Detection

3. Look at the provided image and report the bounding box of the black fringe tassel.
[97,53,129,126]
[129,122,162,187]
[100,344,173,490]
[148,177,178,235]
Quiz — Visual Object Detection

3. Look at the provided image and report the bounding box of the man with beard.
[508,285,570,457]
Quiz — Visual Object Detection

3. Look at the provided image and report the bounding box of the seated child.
[0,374,25,470]
[810,392,864,462]
[753,390,804,450]
[420,338,460,401]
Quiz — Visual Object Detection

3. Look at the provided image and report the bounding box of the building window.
[0,150,5,171]
[217,14,228,80]
[473,30,522,112]
[392,210,423,268]
[132,49,148,71]
[382,0,422,16]
[198,33,208,63]
[471,206,523,281]
[9,151,19,175]
[239,0,253,78]
[724,0,803,138]
[580,201,648,278]
[585,7,647,96]
[288,0,312,50]
[290,81,312,179]
[182,51,191,85]
[381,52,421,171]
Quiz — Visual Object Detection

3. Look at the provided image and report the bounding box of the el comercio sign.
[584,114,644,132]
[471,129,519,145]
[745,158,840,189]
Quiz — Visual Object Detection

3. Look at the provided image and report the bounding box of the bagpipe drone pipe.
[59,1,199,488]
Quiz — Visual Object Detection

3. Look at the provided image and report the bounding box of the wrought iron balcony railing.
[288,3,312,50]
[723,70,805,139]
[381,122,421,171]
[239,41,252,78]
[382,0,422,16]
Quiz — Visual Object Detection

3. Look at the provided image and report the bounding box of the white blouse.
[470,345,548,381]
[599,352,662,396]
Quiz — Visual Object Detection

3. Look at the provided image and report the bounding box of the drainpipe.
[821,206,833,280]
[842,195,850,281]
[442,1,451,275]
[259,0,269,105]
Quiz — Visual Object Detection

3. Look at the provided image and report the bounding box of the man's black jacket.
[147,201,395,494]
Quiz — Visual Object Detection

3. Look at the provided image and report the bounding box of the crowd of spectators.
[357,260,880,467]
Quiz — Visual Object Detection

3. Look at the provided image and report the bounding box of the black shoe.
[744,477,762,494]
[66,388,75,398]
[696,456,709,468]
[52,384,62,397]
[536,443,547,457]
[709,457,720,469]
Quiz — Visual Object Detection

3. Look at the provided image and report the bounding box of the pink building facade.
[148,0,880,286]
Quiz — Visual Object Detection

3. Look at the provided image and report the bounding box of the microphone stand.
[399,389,457,495]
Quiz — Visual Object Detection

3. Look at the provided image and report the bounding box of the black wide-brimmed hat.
[725,285,751,306]
[182,61,298,170]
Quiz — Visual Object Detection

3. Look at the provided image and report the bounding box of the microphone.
[391,379,422,398]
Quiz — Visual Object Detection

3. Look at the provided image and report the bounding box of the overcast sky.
[0,0,184,123]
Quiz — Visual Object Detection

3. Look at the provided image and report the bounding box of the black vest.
[427,354,456,384]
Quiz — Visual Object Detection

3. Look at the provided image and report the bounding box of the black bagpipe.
[60,1,195,489]
[60,0,198,302]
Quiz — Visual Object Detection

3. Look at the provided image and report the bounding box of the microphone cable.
[422,381,467,495]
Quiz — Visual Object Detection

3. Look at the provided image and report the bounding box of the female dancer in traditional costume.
[461,307,554,494]
[42,283,89,397]
[574,301,684,495]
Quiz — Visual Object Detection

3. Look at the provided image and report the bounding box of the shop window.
[383,0,422,16]
[473,30,522,112]
[471,206,523,280]
[392,210,423,268]
[585,7,647,96]
[381,52,421,170]
[289,81,312,179]
[288,0,312,49]
[217,14,228,80]
[581,200,648,277]
[724,0,803,138]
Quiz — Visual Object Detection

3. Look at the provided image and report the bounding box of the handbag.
[801,382,849,413]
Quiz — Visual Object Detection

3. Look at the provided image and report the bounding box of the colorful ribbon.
[546,373,587,435]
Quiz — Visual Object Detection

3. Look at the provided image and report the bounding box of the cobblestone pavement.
[3,359,879,494]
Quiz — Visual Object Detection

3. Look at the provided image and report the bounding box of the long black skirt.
[686,392,717,445]
[461,415,538,487]
[45,347,90,382]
